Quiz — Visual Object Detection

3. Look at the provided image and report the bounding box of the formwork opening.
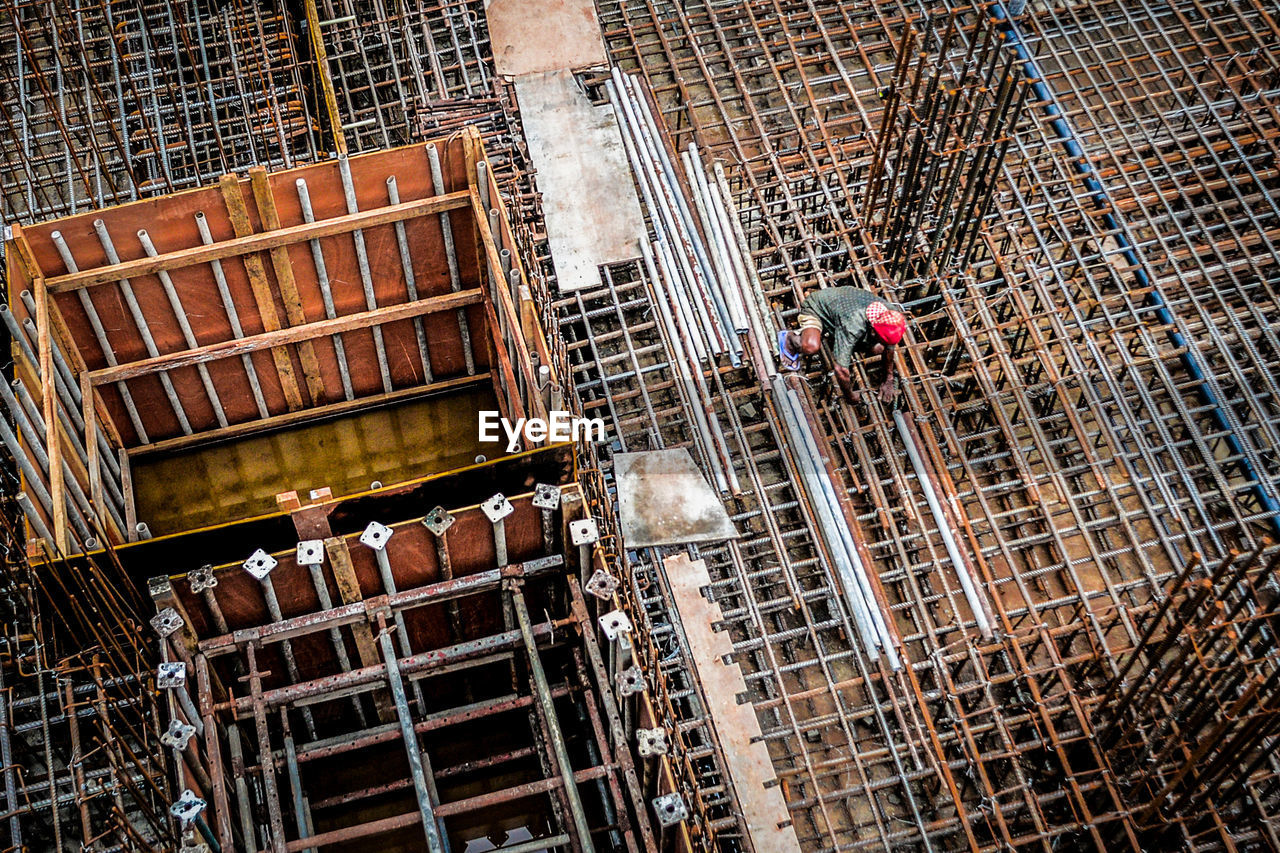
[5,136,538,546]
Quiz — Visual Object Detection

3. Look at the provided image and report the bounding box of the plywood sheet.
[514,70,643,293]
[13,141,485,445]
[486,0,608,76]
[665,553,801,851]
[133,389,496,535]
[614,448,737,547]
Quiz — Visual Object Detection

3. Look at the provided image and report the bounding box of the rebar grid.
[316,0,495,152]
[584,0,1280,848]
[0,499,172,852]
[0,0,318,224]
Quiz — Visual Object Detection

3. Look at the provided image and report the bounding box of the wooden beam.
[128,372,491,458]
[480,297,525,425]
[249,167,327,405]
[91,289,483,385]
[218,174,305,411]
[33,277,67,552]
[304,0,347,156]
[470,190,543,421]
[44,191,472,293]
[120,447,137,540]
[324,536,395,722]
[82,371,103,525]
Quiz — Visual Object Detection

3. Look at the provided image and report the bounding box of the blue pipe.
[992,4,1280,537]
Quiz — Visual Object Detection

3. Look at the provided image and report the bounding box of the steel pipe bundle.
[609,68,735,365]
[771,378,901,670]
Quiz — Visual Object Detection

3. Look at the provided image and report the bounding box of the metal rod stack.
[864,13,1029,285]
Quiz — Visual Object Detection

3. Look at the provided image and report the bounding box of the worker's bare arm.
[878,344,898,403]
[832,363,859,403]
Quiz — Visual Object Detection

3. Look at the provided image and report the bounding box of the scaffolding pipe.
[893,408,992,638]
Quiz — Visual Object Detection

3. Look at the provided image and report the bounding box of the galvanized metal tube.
[258,575,316,739]
[336,152,394,393]
[91,219,193,434]
[136,229,229,428]
[640,241,725,489]
[16,491,55,547]
[769,380,881,658]
[782,385,897,666]
[282,716,315,853]
[0,415,90,542]
[893,409,993,638]
[194,212,270,418]
[686,144,749,334]
[9,295,84,434]
[303,561,367,726]
[509,585,596,851]
[621,71,731,343]
[226,724,258,851]
[610,73,725,355]
[11,376,123,513]
[49,231,150,443]
[385,176,435,384]
[426,143,476,375]
[376,626,446,852]
[7,378,126,534]
[292,183,356,401]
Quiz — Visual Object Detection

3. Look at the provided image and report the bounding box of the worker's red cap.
[867,301,906,345]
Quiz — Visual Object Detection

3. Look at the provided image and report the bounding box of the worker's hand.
[878,376,898,403]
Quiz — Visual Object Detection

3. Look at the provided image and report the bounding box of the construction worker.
[778,286,906,403]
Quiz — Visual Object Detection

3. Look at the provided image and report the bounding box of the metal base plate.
[613,449,738,548]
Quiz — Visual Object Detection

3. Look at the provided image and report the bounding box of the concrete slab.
[514,70,644,293]
[665,553,802,851]
[485,0,608,76]
[614,449,738,547]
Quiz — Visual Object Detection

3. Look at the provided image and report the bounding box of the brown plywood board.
[514,70,643,293]
[13,141,486,445]
[665,553,801,852]
[134,389,496,535]
[614,448,737,547]
[485,0,608,76]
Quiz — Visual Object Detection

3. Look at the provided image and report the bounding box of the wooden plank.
[324,536,396,723]
[304,0,347,156]
[44,191,472,293]
[120,448,137,540]
[91,289,484,385]
[218,174,306,411]
[664,553,802,851]
[33,278,68,552]
[480,297,523,425]
[470,191,545,422]
[82,372,103,525]
[249,167,327,405]
[129,372,491,458]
